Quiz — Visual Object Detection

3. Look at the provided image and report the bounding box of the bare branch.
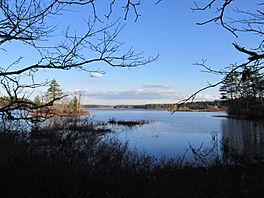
[194,0,237,37]
[192,0,216,11]
[188,0,264,111]
[233,43,264,61]
[0,1,155,121]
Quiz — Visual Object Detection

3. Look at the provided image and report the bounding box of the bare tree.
[0,0,158,121]
[181,1,264,103]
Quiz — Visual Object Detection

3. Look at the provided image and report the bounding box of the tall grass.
[0,117,263,197]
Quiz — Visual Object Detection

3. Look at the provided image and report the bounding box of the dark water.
[222,119,264,161]
[88,109,264,161]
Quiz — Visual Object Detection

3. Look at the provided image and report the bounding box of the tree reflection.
[221,119,264,163]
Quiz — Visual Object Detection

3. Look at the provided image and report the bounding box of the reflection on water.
[90,109,264,163]
[89,109,226,159]
[3,109,264,163]
[221,119,264,162]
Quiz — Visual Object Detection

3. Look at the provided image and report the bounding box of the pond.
[88,109,264,161]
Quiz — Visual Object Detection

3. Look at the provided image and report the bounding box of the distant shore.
[87,107,226,112]
[83,100,227,112]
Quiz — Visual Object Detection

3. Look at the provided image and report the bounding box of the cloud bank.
[67,83,219,105]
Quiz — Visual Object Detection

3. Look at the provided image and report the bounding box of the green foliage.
[46,79,64,101]
[220,69,264,100]
[220,69,264,118]
[0,96,13,105]
[68,96,78,109]
[124,101,224,111]
[34,95,41,106]
[220,72,240,100]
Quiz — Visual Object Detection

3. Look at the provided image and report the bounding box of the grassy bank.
[0,118,263,198]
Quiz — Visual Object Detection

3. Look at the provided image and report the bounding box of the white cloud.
[142,83,171,89]
[85,89,184,100]
[194,93,218,101]
[67,83,219,105]
[89,72,104,78]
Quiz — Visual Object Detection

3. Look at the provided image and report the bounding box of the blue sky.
[2,0,259,105]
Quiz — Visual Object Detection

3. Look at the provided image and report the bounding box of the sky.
[1,0,260,105]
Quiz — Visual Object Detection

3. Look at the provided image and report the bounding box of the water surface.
[88,109,264,161]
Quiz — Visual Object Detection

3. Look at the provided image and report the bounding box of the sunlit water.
[88,109,264,161]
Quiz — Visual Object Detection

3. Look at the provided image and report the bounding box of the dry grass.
[0,118,263,198]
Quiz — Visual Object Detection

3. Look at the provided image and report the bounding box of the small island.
[32,79,89,117]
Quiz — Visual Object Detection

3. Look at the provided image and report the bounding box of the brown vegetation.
[32,104,90,117]
[0,118,264,198]
[108,118,150,128]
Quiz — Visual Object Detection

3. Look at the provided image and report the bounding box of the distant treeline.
[83,100,227,112]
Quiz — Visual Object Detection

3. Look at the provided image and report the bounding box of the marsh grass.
[0,118,264,197]
[108,118,151,128]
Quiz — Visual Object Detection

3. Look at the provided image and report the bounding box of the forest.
[0,1,264,198]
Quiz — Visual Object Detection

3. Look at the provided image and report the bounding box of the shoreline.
[88,108,264,121]
[213,114,264,121]
[87,107,227,112]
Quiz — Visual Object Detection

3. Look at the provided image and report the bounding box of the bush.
[0,117,264,198]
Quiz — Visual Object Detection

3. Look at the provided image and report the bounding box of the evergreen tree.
[220,72,240,100]
[46,79,64,101]
[34,95,41,107]
[68,96,78,109]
